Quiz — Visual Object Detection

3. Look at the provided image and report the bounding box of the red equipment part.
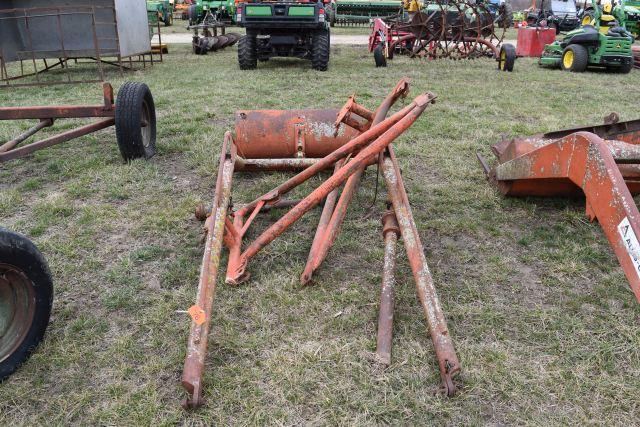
[181,79,460,408]
[482,117,640,304]
[515,26,556,57]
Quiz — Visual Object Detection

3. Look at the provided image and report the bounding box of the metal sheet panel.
[114,0,151,57]
[0,0,150,63]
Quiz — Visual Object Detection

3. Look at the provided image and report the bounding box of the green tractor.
[147,0,175,26]
[539,24,633,72]
[581,0,640,38]
[236,1,330,71]
[187,0,236,25]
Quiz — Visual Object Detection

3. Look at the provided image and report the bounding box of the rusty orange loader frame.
[180,79,461,408]
[479,115,640,304]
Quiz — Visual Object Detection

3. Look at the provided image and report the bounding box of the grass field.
[1,32,639,425]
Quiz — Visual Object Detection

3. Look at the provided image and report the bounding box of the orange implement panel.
[516,27,556,57]
[234,109,363,159]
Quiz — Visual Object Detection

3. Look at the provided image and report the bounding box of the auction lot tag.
[618,217,640,277]
[188,305,206,326]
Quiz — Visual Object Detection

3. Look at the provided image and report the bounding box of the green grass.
[1,42,639,425]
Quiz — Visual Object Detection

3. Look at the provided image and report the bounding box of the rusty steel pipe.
[376,210,400,366]
[226,93,435,285]
[235,101,419,218]
[381,148,460,396]
[300,79,410,284]
[234,157,324,172]
[0,117,115,162]
[302,160,345,285]
[0,118,53,153]
[182,133,236,409]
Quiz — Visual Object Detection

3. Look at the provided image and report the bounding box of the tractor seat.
[562,25,600,46]
[607,26,633,39]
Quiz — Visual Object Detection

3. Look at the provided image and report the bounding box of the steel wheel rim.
[141,99,151,148]
[563,50,574,69]
[0,263,36,364]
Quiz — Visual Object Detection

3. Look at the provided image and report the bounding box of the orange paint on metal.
[490,131,640,303]
[234,109,363,159]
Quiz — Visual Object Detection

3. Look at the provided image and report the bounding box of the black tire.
[188,5,198,25]
[581,11,594,26]
[329,7,336,27]
[561,44,588,72]
[499,1,513,28]
[165,11,174,27]
[498,43,516,72]
[0,228,53,382]
[615,61,633,74]
[374,44,387,67]
[115,82,157,161]
[311,29,330,71]
[238,34,257,70]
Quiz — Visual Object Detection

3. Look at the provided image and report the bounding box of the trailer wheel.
[115,82,157,161]
[498,43,516,72]
[0,228,53,382]
[374,44,387,67]
[311,29,330,71]
[238,35,258,70]
[561,44,588,72]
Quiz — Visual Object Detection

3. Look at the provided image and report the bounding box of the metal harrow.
[369,0,510,62]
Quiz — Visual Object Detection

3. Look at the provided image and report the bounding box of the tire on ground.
[561,44,588,72]
[188,5,198,25]
[311,29,330,71]
[238,34,258,70]
[115,82,157,161]
[498,43,516,72]
[374,44,387,67]
[0,228,53,382]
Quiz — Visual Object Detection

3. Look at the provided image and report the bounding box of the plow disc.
[480,116,640,303]
[181,78,460,408]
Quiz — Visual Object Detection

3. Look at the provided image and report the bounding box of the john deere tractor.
[236,1,331,71]
[147,0,175,26]
[581,0,640,38]
[539,24,633,72]
[187,0,236,25]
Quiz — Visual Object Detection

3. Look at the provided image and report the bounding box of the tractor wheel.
[165,12,174,26]
[188,5,198,25]
[374,44,387,67]
[500,1,514,29]
[0,228,53,382]
[329,8,336,27]
[582,11,594,26]
[311,29,330,71]
[115,82,157,161]
[498,43,516,72]
[614,61,633,74]
[561,44,588,72]
[238,35,258,70]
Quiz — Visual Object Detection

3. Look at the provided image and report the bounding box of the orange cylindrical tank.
[234,109,363,159]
